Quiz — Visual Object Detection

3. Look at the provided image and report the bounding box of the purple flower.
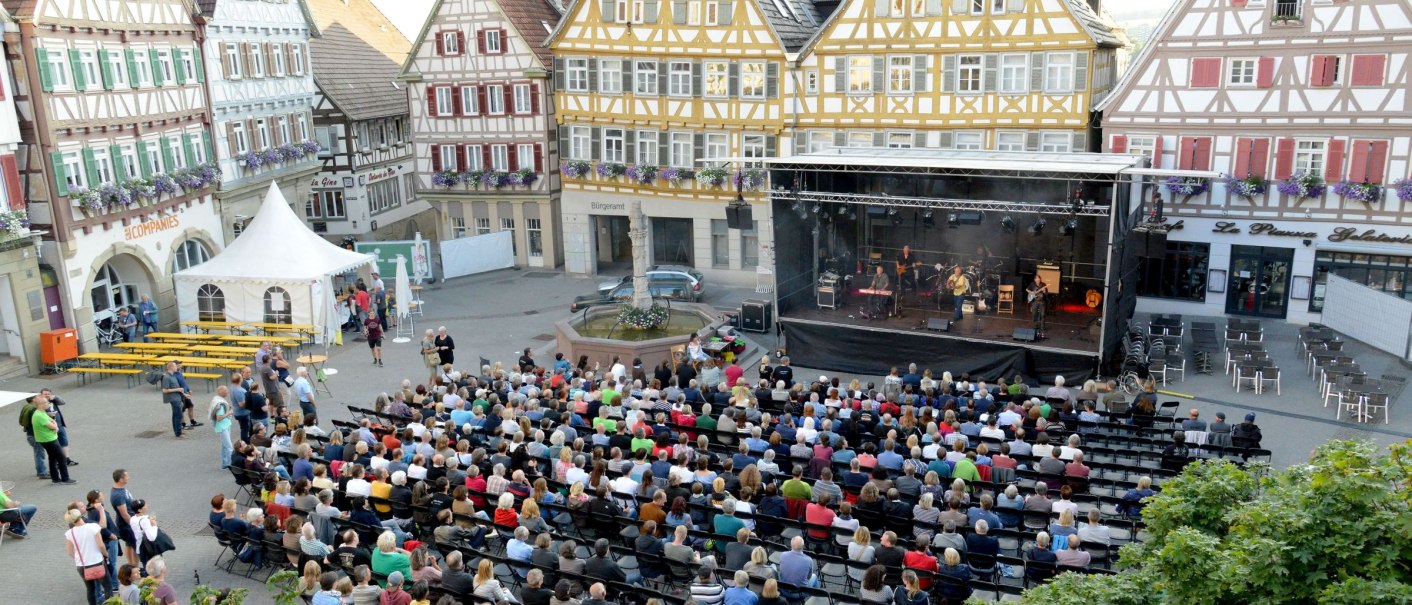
[660,167,692,183]
[483,171,509,188]
[596,162,626,179]
[1394,178,1412,203]
[560,161,590,179]
[1276,172,1326,200]
[432,170,461,188]
[152,174,178,195]
[1163,176,1209,197]
[300,140,322,154]
[1222,174,1267,199]
[1332,180,1382,204]
[625,165,658,184]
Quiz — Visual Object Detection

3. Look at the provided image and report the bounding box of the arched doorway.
[90,254,153,322]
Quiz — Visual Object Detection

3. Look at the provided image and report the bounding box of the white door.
[0,276,20,356]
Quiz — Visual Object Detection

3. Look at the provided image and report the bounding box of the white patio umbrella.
[393,254,414,341]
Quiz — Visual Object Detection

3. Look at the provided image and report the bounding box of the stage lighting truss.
[777,191,1111,217]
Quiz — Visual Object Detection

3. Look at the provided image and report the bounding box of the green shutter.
[81,148,99,186]
[110,145,126,180]
[160,137,175,170]
[182,135,196,167]
[136,141,152,178]
[193,47,205,83]
[36,49,54,92]
[68,49,86,91]
[201,131,213,163]
[125,50,139,88]
[173,49,187,83]
[50,151,68,196]
[149,49,163,86]
[98,49,115,90]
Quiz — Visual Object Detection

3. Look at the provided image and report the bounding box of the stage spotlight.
[887,207,898,216]
[837,205,848,215]
[923,209,933,219]
[891,213,904,226]
[846,210,857,220]
[1061,218,1078,235]
[947,213,960,228]
[1001,215,1017,233]
[811,203,821,214]
[790,200,803,215]
[1029,218,1047,235]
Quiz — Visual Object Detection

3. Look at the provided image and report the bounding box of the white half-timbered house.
[1097,0,1412,323]
[3,0,225,349]
[304,0,434,243]
[197,0,321,244]
[401,0,563,268]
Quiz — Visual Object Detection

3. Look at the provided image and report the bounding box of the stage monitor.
[726,203,753,230]
[957,211,984,225]
[1012,328,1038,342]
[926,318,951,332]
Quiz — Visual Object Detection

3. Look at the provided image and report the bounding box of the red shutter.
[1310,56,1328,86]
[1324,139,1345,181]
[451,86,462,116]
[1351,55,1386,86]
[1109,135,1127,154]
[431,144,442,171]
[1177,137,1195,170]
[483,146,493,171]
[499,29,509,54]
[477,87,488,115]
[1152,136,1164,168]
[456,32,466,56]
[1274,138,1296,180]
[457,144,468,172]
[1349,140,1389,184]
[1233,138,1252,178]
[1232,0,1247,6]
[509,144,519,171]
[1191,58,1221,88]
[427,87,439,117]
[435,32,445,56]
[477,30,487,55]
[503,86,513,115]
[1193,137,1212,171]
[534,143,544,172]
[1249,138,1270,178]
[530,82,541,114]
[0,155,21,211]
[1256,57,1275,88]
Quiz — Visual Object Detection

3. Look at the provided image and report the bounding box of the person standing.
[262,356,286,417]
[365,316,385,367]
[294,367,318,425]
[210,386,235,469]
[18,394,49,479]
[354,286,371,328]
[86,490,121,595]
[173,361,202,430]
[137,295,158,340]
[246,381,270,434]
[1027,274,1047,338]
[160,362,188,440]
[64,506,109,605]
[32,393,75,484]
[420,330,439,386]
[42,388,78,467]
[373,287,389,334]
[945,266,970,322]
[116,307,138,343]
[110,470,139,567]
[434,327,455,366]
[229,374,250,444]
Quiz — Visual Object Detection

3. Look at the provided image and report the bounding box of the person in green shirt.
[371,531,413,587]
[592,408,617,434]
[31,394,73,484]
[0,483,37,537]
[210,386,235,469]
[780,466,814,501]
[630,428,654,455]
[696,403,718,434]
[951,453,981,483]
[712,499,748,550]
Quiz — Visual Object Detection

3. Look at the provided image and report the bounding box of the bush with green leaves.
[988,440,1412,605]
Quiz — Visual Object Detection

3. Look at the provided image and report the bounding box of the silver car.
[598,265,705,301]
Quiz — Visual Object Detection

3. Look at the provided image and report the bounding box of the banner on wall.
[440,231,514,279]
[354,238,434,280]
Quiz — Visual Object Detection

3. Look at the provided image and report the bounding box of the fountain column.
[629,199,652,310]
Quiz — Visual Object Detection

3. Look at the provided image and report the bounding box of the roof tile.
[304,0,412,121]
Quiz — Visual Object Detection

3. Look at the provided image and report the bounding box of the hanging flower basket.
[696,168,729,188]
[734,169,765,191]
[508,169,538,186]
[625,165,658,185]
[461,170,484,188]
[152,174,178,197]
[560,160,591,179]
[1276,172,1326,201]
[1222,174,1267,201]
[432,170,461,188]
[1163,176,1209,197]
[258,148,282,166]
[1332,180,1383,205]
[1393,178,1412,204]
[69,186,104,214]
[483,171,510,189]
[300,140,322,155]
[0,209,31,241]
[123,178,157,204]
[661,167,693,184]
[277,144,304,162]
[617,304,669,330]
[99,183,135,209]
[596,162,626,179]
[174,168,205,190]
[236,151,265,169]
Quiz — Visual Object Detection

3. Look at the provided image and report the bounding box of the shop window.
[1311,251,1412,312]
[197,284,225,321]
[1137,241,1210,300]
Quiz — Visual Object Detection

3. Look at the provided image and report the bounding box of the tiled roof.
[500,0,562,68]
[0,0,39,16]
[1064,0,1125,48]
[755,0,826,54]
[197,0,218,16]
[304,0,411,121]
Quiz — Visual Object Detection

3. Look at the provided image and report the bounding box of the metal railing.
[1273,0,1303,22]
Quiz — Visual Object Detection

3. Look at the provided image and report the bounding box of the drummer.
[969,245,993,269]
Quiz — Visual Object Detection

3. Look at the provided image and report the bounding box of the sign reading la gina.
[1211,221,1412,245]
[123,215,180,241]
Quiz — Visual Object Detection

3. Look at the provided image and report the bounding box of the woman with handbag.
[129,500,175,566]
[64,507,110,605]
[420,329,440,386]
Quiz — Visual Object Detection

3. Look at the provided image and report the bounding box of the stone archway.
[162,227,223,276]
[79,245,164,345]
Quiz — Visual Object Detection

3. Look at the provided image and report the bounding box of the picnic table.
[115,342,192,353]
[156,356,249,370]
[189,345,260,357]
[181,320,255,334]
[246,322,316,339]
[146,332,224,342]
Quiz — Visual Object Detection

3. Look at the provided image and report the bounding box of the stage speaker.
[1137,230,1168,257]
[1012,328,1038,342]
[926,318,951,332]
[957,210,984,225]
[817,287,837,309]
[725,203,753,229]
[741,299,772,333]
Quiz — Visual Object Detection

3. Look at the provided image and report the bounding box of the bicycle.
[94,317,123,348]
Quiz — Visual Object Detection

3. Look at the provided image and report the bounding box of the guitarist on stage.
[868,265,891,318]
[945,266,970,322]
[896,245,918,295]
[1027,274,1048,338]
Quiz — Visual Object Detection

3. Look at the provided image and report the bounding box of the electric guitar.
[1027,284,1046,303]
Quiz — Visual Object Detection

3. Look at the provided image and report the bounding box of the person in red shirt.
[724,360,745,391]
[493,492,519,528]
[354,287,371,324]
[364,315,384,366]
[465,466,487,507]
[804,493,837,541]
[991,442,1018,470]
[902,536,938,590]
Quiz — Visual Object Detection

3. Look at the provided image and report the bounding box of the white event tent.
[173,184,374,341]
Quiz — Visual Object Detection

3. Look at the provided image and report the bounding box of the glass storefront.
[1137,241,1210,301]
[1225,245,1294,319]
[1310,250,1412,311]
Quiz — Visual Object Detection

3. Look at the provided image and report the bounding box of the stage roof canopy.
[764,148,1151,175]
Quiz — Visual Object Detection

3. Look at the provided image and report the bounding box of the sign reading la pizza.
[1210,221,1412,245]
[124,215,181,241]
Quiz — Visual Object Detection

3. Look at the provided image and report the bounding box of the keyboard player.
[867,265,891,318]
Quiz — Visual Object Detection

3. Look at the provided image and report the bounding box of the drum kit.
[921,259,1005,304]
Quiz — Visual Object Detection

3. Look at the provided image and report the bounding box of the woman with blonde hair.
[297,560,322,597]
[847,526,875,584]
[473,557,519,602]
[743,545,776,580]
[894,569,928,605]
[520,499,550,534]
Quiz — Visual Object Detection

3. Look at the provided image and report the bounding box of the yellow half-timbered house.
[549,0,826,280]
[792,0,1128,154]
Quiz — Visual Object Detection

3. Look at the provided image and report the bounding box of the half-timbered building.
[794,0,1128,154]
[196,0,321,244]
[304,0,435,243]
[3,0,225,348]
[549,0,824,281]
[1097,0,1412,323]
[402,0,563,268]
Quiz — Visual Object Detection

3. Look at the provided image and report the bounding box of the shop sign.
[590,201,626,212]
[1210,221,1412,245]
[124,215,180,241]
[311,176,341,188]
[360,166,400,186]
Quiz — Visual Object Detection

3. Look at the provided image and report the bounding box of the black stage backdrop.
[781,318,1097,384]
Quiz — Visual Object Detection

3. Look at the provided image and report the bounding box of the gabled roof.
[1093,0,1182,112]
[0,1,34,16]
[403,0,562,76]
[545,0,825,55]
[304,0,411,121]
[195,0,322,38]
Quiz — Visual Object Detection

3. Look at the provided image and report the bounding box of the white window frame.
[135,51,152,86]
[224,42,242,79]
[911,0,925,15]
[442,32,460,55]
[107,51,128,88]
[48,51,71,89]
[704,132,729,162]
[705,0,719,25]
[1000,53,1027,94]
[248,44,263,78]
[991,0,1005,14]
[120,145,139,177]
[888,55,913,94]
[486,84,505,114]
[602,128,625,163]
[567,58,589,92]
[491,144,510,172]
[513,83,532,114]
[167,138,186,169]
[846,132,873,148]
[636,130,659,166]
[703,61,728,99]
[452,217,467,239]
[297,114,310,141]
[180,49,195,83]
[271,43,285,76]
[600,59,623,94]
[435,86,454,116]
[805,70,819,94]
[93,149,115,185]
[278,117,292,147]
[668,61,692,97]
[740,62,766,99]
[527,218,543,259]
[688,0,702,25]
[475,217,491,235]
[144,143,163,175]
[971,0,986,15]
[516,143,536,171]
[635,60,658,95]
[1294,139,1327,175]
[631,0,645,23]
[957,54,983,94]
[670,131,693,167]
[807,132,832,153]
[460,85,479,114]
[158,49,175,83]
[847,56,872,94]
[465,145,483,170]
[232,122,250,154]
[438,145,458,171]
[62,151,85,189]
[886,132,913,149]
[1039,132,1071,153]
[742,133,766,167]
[190,134,206,164]
[255,118,271,150]
[890,0,905,17]
[1228,57,1257,87]
[954,131,984,150]
[1127,135,1157,161]
[570,126,592,161]
[291,44,305,75]
[996,131,1025,151]
[485,29,503,54]
[79,50,100,88]
[1044,52,1075,94]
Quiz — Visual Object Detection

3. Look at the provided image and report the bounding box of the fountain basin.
[556,302,723,370]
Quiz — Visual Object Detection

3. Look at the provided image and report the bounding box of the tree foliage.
[1011,439,1412,605]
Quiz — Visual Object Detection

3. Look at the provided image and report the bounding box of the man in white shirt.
[345,466,372,497]
[370,272,385,291]
[564,456,590,487]
[1008,428,1033,457]
[979,416,1006,441]
[921,434,944,460]
[997,404,1023,429]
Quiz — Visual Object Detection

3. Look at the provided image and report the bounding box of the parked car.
[571,277,695,312]
[597,265,706,301]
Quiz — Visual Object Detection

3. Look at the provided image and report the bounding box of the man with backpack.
[18,397,49,479]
